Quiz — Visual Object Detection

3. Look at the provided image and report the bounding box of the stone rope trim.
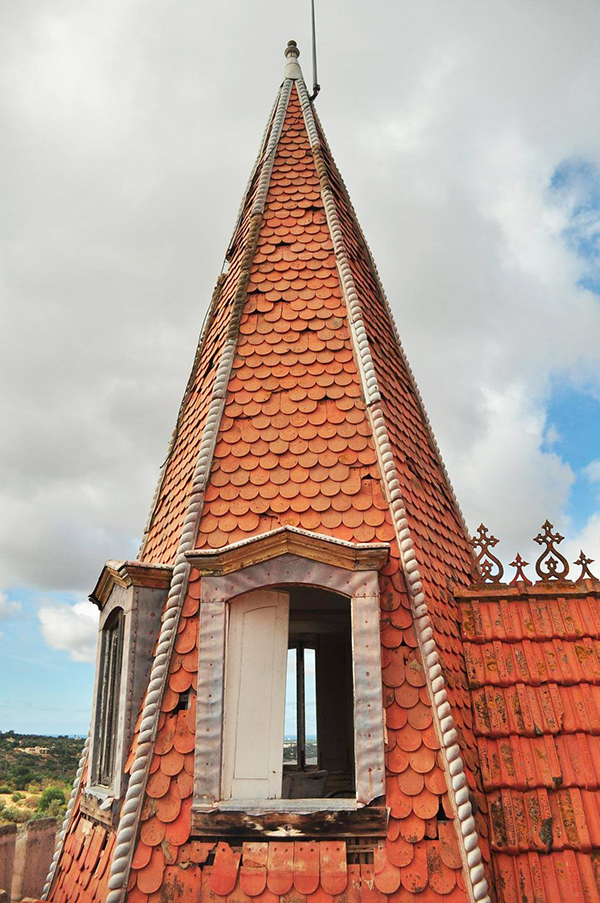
[138,97,281,560]
[42,734,90,899]
[297,76,490,903]
[103,77,294,903]
[310,105,475,566]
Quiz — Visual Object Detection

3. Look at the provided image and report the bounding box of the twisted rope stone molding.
[105,77,294,903]
[42,734,90,899]
[310,106,474,561]
[297,76,490,903]
[137,93,281,562]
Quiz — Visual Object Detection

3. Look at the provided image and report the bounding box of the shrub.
[38,786,66,811]
[11,792,24,802]
[1,806,27,823]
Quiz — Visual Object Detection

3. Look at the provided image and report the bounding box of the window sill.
[218,798,359,812]
[80,787,118,829]
[191,796,386,838]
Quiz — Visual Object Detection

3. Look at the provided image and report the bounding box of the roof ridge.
[104,77,295,903]
[295,74,490,903]
[137,90,285,560]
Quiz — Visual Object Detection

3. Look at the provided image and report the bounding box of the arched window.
[92,607,124,787]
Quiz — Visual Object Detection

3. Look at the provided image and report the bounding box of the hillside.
[0,731,83,824]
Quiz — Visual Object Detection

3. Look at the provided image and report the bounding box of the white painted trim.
[295,76,490,903]
[222,591,289,800]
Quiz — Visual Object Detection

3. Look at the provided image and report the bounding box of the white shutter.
[222,590,289,799]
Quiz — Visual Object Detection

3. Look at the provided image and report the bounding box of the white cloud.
[38,600,99,663]
[0,0,600,601]
[0,593,22,621]
[584,459,600,489]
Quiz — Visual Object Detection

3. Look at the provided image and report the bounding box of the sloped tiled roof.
[459,578,600,901]
[45,45,493,903]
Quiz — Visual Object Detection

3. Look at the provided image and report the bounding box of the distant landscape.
[0,731,83,825]
[283,737,317,765]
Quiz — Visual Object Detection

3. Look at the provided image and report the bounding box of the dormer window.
[85,560,171,816]
[189,526,389,837]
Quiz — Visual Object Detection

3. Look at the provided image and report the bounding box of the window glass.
[284,647,298,765]
[304,647,318,766]
[94,608,124,787]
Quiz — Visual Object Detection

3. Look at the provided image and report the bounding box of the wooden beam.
[191,800,387,838]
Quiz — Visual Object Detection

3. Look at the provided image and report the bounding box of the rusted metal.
[194,601,227,808]
[351,591,386,806]
[534,520,570,581]
[509,554,531,585]
[199,554,379,606]
[574,550,596,581]
[471,524,504,583]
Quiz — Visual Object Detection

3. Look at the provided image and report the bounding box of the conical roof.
[45,42,491,903]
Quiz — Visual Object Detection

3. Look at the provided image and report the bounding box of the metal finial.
[471,524,504,584]
[510,554,532,585]
[283,40,302,80]
[533,519,569,581]
[285,40,300,59]
[574,550,596,581]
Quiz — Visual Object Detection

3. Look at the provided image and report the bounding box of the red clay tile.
[293,843,320,895]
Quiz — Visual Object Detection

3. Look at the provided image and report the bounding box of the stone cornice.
[185,526,390,575]
[89,560,173,610]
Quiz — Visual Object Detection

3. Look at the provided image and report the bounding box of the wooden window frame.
[187,527,389,837]
[92,607,125,787]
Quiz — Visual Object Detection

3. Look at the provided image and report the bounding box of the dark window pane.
[94,608,124,786]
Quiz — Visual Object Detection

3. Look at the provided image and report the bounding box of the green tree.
[38,787,66,811]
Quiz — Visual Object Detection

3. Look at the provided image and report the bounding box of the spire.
[45,44,490,903]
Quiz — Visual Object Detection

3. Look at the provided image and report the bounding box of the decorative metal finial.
[283,39,302,81]
[510,554,532,584]
[284,39,300,59]
[533,519,569,581]
[574,550,596,581]
[471,524,504,583]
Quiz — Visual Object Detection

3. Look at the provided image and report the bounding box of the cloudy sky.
[1,0,600,734]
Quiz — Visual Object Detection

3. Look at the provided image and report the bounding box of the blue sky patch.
[550,158,600,295]
[544,383,600,532]
[0,587,94,735]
